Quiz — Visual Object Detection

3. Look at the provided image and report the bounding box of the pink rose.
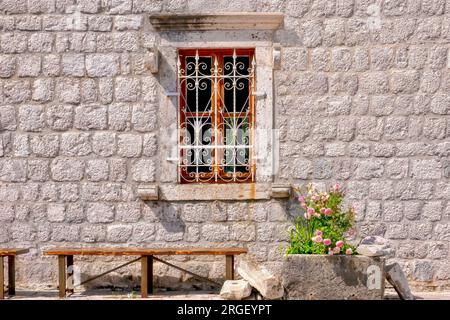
[315,236,323,243]
[298,196,305,202]
[323,239,331,246]
[303,212,310,220]
[315,230,322,236]
[320,208,326,214]
[333,247,341,254]
[345,248,353,255]
[336,240,344,248]
[307,207,315,215]
[324,208,333,215]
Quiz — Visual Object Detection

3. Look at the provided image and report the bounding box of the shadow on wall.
[142,201,186,239]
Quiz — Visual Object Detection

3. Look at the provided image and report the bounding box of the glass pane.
[185,56,212,113]
[223,56,250,114]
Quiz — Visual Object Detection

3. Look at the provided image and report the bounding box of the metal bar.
[153,256,221,286]
[66,255,74,294]
[0,256,4,299]
[58,255,66,298]
[225,255,234,280]
[7,256,15,295]
[77,257,141,287]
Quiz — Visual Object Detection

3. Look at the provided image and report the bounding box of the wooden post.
[66,255,74,294]
[7,256,15,295]
[58,255,66,298]
[141,255,153,298]
[225,255,234,280]
[0,256,4,299]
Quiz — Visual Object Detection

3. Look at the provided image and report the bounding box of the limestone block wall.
[0,0,449,291]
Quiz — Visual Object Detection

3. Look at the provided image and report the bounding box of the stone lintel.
[149,13,284,31]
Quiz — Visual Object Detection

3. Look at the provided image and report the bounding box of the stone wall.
[0,0,449,291]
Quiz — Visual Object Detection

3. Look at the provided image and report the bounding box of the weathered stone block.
[61,54,85,77]
[46,105,73,131]
[115,77,140,102]
[56,79,80,104]
[201,224,229,242]
[60,132,91,156]
[88,16,113,31]
[220,280,252,300]
[18,105,45,131]
[282,255,385,300]
[30,134,60,157]
[74,105,107,130]
[117,134,142,157]
[32,79,55,102]
[0,33,27,53]
[410,159,442,179]
[51,158,84,181]
[131,159,155,182]
[81,225,106,242]
[28,159,50,181]
[107,225,133,242]
[59,184,80,203]
[86,54,120,77]
[132,223,156,242]
[113,32,139,51]
[0,55,16,77]
[52,225,80,242]
[0,159,27,182]
[86,159,109,181]
[86,202,115,223]
[360,72,389,94]
[109,158,127,181]
[47,203,66,222]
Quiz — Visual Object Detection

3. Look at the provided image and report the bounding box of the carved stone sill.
[149,13,284,31]
[137,183,291,201]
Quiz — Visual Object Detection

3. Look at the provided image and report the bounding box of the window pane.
[185,56,212,113]
[223,56,250,114]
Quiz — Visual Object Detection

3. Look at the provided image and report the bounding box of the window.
[177,48,256,183]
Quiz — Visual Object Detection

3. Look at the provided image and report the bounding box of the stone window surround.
[138,13,290,201]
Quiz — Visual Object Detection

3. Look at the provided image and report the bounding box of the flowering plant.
[286,183,357,255]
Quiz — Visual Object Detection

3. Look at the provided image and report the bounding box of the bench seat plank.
[0,249,29,256]
[44,247,247,256]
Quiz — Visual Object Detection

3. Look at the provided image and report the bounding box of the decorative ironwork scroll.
[177,49,256,183]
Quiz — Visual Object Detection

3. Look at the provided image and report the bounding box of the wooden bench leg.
[141,255,153,298]
[8,256,15,295]
[66,255,74,294]
[58,255,66,298]
[0,256,4,299]
[226,255,234,280]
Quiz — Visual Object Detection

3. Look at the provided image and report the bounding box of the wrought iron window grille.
[177,48,256,183]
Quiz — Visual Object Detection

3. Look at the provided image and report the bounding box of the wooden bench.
[44,247,247,298]
[0,248,29,299]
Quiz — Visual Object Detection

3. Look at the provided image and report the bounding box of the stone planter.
[282,254,385,300]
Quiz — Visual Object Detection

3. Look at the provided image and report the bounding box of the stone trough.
[281,255,386,300]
